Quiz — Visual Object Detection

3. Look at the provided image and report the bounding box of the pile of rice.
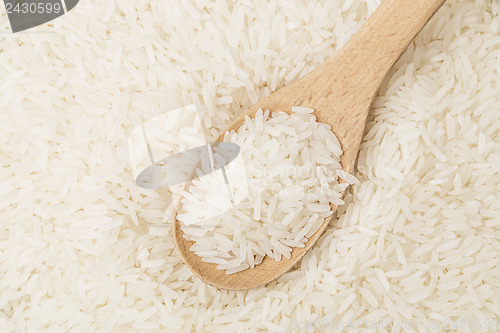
[179,107,357,274]
[1,0,499,331]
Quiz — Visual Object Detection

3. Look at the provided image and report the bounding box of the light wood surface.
[173,0,446,290]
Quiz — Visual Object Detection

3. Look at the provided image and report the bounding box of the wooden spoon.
[173,0,446,290]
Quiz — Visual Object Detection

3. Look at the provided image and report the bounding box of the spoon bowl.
[174,0,446,290]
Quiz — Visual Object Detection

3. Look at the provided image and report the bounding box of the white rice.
[1,0,499,332]
[178,108,356,273]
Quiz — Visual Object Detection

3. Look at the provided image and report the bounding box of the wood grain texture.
[173,0,446,290]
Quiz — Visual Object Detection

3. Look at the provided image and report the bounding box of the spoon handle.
[326,0,446,97]
[285,0,447,169]
[323,0,445,100]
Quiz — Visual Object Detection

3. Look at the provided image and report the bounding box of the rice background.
[0,0,499,332]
